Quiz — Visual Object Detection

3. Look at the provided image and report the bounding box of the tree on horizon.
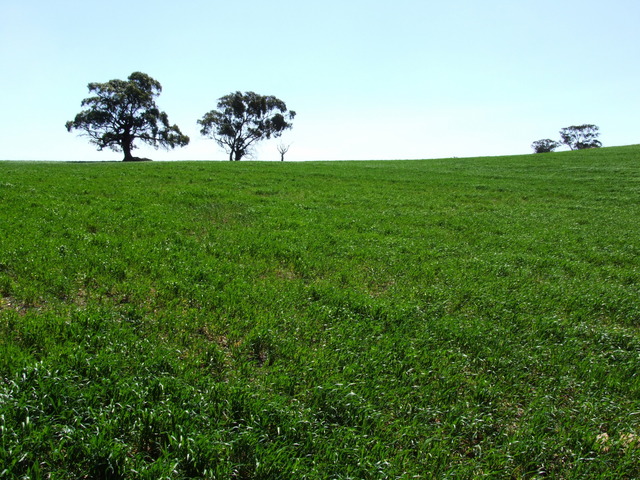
[198,91,295,161]
[559,124,602,150]
[66,72,189,161]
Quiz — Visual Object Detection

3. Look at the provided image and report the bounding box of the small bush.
[531,138,560,153]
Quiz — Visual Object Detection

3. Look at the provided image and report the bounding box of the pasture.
[1,147,639,478]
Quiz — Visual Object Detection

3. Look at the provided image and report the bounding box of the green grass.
[1,146,639,479]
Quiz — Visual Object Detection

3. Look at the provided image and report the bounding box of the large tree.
[198,91,295,161]
[66,72,189,161]
[559,124,602,150]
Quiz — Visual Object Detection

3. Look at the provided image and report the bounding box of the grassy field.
[1,146,639,479]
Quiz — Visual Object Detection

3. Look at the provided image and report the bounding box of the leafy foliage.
[66,72,189,161]
[198,91,295,161]
[559,124,602,150]
[531,138,560,153]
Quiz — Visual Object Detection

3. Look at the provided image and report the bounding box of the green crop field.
[1,146,639,479]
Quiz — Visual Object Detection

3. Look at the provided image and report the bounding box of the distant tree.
[531,139,560,153]
[66,72,189,161]
[277,142,291,161]
[559,124,602,150]
[198,91,295,161]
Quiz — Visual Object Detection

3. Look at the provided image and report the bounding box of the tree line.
[532,125,602,153]
[67,72,604,162]
[66,72,295,162]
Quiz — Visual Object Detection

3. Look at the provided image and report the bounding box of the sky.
[1,0,638,161]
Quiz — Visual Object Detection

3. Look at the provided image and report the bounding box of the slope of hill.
[1,146,639,478]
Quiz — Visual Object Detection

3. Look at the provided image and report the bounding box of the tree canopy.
[66,72,189,161]
[559,124,602,150]
[531,139,560,154]
[198,91,295,161]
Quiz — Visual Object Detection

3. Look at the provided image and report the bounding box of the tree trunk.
[122,134,134,161]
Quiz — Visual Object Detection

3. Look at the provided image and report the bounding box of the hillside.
[1,146,639,478]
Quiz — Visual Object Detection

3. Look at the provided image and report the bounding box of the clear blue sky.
[1,0,638,161]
